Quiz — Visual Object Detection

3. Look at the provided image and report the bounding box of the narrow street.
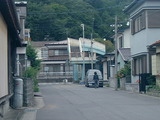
[36,83,160,120]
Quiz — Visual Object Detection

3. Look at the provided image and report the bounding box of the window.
[41,47,48,59]
[48,49,68,56]
[70,46,81,57]
[119,36,123,48]
[148,10,160,28]
[131,11,146,34]
[132,56,147,75]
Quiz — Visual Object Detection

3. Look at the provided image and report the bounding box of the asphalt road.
[36,83,160,120]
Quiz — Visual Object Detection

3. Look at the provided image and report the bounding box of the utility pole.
[91,18,94,69]
[114,15,118,91]
[91,39,93,69]
[81,24,85,81]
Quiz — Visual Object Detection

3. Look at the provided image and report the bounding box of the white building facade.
[124,0,160,83]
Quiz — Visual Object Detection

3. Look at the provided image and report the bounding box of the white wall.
[126,0,160,84]
[117,53,125,71]
[130,29,147,55]
[17,47,26,54]
[146,29,160,46]
[123,28,131,48]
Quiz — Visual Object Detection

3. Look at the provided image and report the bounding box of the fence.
[37,72,73,79]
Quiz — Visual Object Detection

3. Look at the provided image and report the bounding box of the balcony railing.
[37,72,73,79]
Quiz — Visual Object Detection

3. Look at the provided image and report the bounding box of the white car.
[85,69,103,87]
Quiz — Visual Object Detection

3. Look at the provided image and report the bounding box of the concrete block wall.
[156,76,160,87]
[120,78,126,90]
[109,77,116,88]
[0,100,9,118]
[23,78,34,107]
[125,83,139,93]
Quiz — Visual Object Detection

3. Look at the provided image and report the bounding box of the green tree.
[95,38,114,53]
[26,44,41,70]
[25,0,132,41]
[25,44,41,92]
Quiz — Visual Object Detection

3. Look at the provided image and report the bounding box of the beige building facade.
[0,12,8,98]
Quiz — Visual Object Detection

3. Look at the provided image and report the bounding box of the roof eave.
[124,0,145,14]
[0,0,21,46]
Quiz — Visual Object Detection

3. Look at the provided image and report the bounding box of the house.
[0,0,22,116]
[124,0,160,92]
[32,40,73,82]
[33,38,106,82]
[31,41,55,60]
[101,52,115,86]
[101,28,131,88]
[40,40,73,82]
[117,28,131,72]
[69,38,106,81]
[149,40,160,87]
[15,1,28,77]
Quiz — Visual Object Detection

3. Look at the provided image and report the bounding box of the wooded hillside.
[21,0,132,41]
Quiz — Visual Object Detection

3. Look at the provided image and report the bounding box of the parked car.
[85,69,103,87]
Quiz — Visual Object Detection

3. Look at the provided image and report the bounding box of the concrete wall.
[23,78,34,107]
[120,78,126,90]
[109,77,116,88]
[125,83,139,93]
[103,62,107,80]
[0,100,9,117]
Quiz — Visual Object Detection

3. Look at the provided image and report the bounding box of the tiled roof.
[150,40,160,47]
[118,48,131,61]
[53,40,68,44]
[31,41,55,47]
[46,40,68,45]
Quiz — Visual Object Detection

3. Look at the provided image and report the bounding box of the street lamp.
[81,24,85,81]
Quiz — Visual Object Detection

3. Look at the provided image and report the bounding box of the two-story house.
[117,28,131,72]
[124,0,160,91]
[33,40,74,82]
[102,28,131,88]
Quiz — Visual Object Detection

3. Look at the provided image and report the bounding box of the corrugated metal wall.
[0,12,8,98]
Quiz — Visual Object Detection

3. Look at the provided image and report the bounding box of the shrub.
[23,67,39,92]
[116,62,131,79]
